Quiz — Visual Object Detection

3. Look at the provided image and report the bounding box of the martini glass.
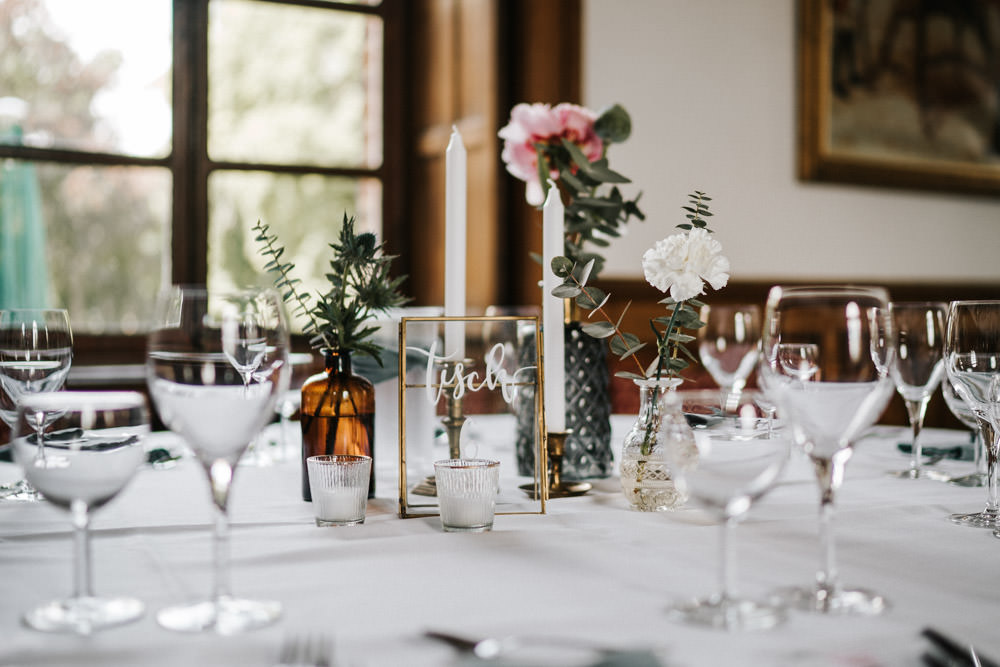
[147,286,290,633]
[759,285,895,615]
[667,392,791,630]
[12,391,148,634]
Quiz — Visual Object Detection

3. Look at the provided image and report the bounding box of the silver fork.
[276,634,334,667]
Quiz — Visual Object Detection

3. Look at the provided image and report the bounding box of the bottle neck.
[323,349,352,376]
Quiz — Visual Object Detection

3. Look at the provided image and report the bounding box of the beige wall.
[582,0,1000,285]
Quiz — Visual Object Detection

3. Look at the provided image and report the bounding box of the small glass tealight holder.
[433,459,501,533]
[306,455,372,526]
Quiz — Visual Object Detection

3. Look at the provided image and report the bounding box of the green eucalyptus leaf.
[551,256,574,277]
[552,284,582,299]
[582,321,615,338]
[594,103,632,143]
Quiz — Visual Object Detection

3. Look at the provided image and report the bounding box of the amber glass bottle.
[300,349,375,501]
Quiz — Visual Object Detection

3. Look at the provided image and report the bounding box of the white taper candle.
[542,179,566,432]
[444,126,467,360]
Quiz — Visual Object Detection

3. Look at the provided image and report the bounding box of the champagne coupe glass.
[0,308,74,501]
[698,304,761,414]
[11,391,148,634]
[668,390,791,630]
[147,286,289,633]
[942,377,988,488]
[758,286,895,615]
[885,302,948,480]
[943,300,1000,528]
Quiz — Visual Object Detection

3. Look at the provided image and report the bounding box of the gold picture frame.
[396,314,547,518]
[797,0,1000,196]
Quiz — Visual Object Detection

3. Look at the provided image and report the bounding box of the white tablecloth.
[0,417,995,667]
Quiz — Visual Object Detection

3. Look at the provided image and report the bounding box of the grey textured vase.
[514,321,613,479]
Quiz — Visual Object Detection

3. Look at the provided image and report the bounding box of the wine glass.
[667,390,791,630]
[884,302,948,480]
[943,300,1000,528]
[942,377,988,488]
[147,286,290,633]
[0,308,74,501]
[698,304,761,413]
[11,390,148,634]
[758,286,895,615]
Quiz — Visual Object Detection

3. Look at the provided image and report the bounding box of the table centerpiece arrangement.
[550,191,730,511]
[498,101,644,480]
[253,215,409,501]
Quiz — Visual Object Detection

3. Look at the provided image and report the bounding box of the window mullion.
[171,0,210,284]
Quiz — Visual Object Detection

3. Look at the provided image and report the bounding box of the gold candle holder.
[521,430,592,499]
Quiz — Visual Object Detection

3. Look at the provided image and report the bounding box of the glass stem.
[71,499,93,599]
[905,397,929,474]
[718,517,735,603]
[812,455,846,600]
[980,418,1000,514]
[208,460,234,602]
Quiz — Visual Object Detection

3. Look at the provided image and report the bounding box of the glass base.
[24,595,144,634]
[315,517,364,527]
[887,468,951,482]
[779,585,889,616]
[0,479,42,502]
[949,510,1000,528]
[948,472,986,488]
[156,596,281,635]
[668,595,786,631]
[442,522,493,533]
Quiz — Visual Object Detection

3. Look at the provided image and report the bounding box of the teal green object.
[0,124,50,309]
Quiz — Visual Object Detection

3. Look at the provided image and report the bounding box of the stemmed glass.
[759,286,895,615]
[11,391,149,634]
[698,304,761,413]
[147,286,290,633]
[0,308,74,501]
[884,302,948,480]
[942,378,988,487]
[667,391,791,630]
[943,300,1000,528]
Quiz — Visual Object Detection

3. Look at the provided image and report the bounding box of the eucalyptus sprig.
[252,214,410,365]
[550,191,727,383]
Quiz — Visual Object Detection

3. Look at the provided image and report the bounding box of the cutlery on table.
[423,629,663,664]
[922,627,998,667]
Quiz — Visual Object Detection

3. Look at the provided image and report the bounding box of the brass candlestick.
[411,359,469,497]
[521,430,592,499]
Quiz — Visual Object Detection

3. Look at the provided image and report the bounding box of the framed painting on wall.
[797,0,1000,196]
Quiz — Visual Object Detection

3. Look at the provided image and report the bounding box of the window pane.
[0,0,172,158]
[208,0,382,168]
[0,162,171,333]
[207,170,382,330]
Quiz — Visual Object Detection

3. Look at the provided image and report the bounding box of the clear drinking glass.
[698,304,761,413]
[0,308,74,501]
[942,377,988,488]
[667,391,791,630]
[11,391,149,634]
[759,286,895,615]
[943,300,1000,528]
[884,302,948,480]
[147,286,290,633]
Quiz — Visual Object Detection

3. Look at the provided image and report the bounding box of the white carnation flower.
[641,228,730,302]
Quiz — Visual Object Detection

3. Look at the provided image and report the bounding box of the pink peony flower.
[498,102,604,205]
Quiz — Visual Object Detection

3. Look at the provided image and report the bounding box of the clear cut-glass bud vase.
[620,377,693,511]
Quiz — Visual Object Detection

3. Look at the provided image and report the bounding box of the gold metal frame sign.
[397,315,546,518]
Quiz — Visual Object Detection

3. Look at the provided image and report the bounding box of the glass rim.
[307,454,371,465]
[948,300,1000,307]
[766,284,890,301]
[433,458,500,469]
[17,390,147,411]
